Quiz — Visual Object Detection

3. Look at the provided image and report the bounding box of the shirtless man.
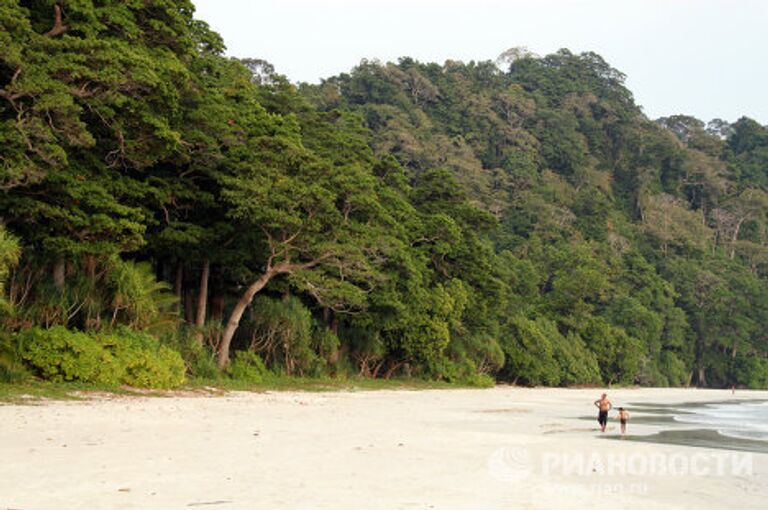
[594,393,612,432]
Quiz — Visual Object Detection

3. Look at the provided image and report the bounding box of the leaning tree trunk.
[217,269,276,368]
[194,259,210,344]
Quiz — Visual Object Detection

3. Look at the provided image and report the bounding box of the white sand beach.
[2,387,767,509]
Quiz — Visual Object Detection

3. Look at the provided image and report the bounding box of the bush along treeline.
[1,2,768,389]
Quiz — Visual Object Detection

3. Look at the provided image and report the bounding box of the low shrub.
[248,296,317,375]
[163,327,221,380]
[732,354,768,389]
[105,328,186,389]
[430,357,496,387]
[227,350,269,383]
[0,333,30,383]
[17,326,185,389]
[18,327,120,384]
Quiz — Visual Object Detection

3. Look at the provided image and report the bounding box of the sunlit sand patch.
[476,407,531,414]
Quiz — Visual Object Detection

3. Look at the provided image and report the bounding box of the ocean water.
[672,401,768,442]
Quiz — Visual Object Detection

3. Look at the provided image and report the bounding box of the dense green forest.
[2,1,767,389]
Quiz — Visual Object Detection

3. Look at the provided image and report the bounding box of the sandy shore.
[2,387,767,509]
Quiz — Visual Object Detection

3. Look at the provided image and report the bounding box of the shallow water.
[617,399,768,453]
[672,400,768,441]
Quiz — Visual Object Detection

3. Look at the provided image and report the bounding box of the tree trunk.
[208,293,225,353]
[84,255,97,279]
[217,270,276,368]
[52,258,65,291]
[184,289,195,325]
[174,262,183,314]
[194,259,210,344]
[330,315,339,336]
[384,360,405,379]
[210,293,225,322]
[323,307,331,326]
[697,367,707,387]
[323,307,342,364]
[730,218,746,259]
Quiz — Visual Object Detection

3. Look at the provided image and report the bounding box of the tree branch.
[44,3,68,38]
[272,252,333,273]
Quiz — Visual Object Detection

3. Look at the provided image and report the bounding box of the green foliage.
[0,330,29,383]
[106,328,186,389]
[500,315,599,387]
[500,316,561,386]
[307,51,768,389]
[577,316,643,384]
[248,296,318,375]
[227,350,270,383]
[343,325,386,377]
[19,327,119,384]
[17,326,185,388]
[106,257,178,333]
[0,225,20,314]
[2,0,767,389]
[552,331,601,386]
[164,327,220,379]
[732,355,768,389]
[430,357,496,386]
[658,351,690,386]
[6,254,177,333]
[311,322,340,367]
[0,357,29,383]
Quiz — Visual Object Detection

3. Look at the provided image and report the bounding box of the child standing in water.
[618,407,630,435]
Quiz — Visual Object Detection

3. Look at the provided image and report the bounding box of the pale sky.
[193,0,768,124]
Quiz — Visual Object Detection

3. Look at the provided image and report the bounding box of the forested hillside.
[2,1,767,389]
